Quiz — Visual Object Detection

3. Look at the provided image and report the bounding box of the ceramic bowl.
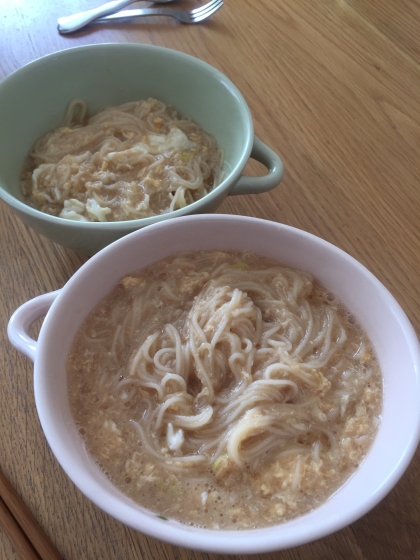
[0,43,283,255]
[8,215,420,554]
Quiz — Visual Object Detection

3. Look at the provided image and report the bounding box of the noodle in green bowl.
[0,44,283,254]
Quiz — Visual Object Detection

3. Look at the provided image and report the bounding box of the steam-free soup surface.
[67,251,382,529]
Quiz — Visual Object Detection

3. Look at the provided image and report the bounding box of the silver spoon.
[58,0,174,34]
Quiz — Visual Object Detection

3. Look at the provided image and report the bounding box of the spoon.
[58,0,174,34]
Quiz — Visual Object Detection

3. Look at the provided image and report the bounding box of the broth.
[67,250,382,529]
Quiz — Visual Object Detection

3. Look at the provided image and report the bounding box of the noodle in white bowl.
[8,215,420,553]
[67,250,382,530]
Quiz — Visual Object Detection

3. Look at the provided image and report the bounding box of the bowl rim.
[31,215,420,553]
[0,43,254,229]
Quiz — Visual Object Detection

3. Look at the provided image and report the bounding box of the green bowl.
[0,43,284,254]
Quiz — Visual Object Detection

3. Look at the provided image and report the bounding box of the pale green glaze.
[0,44,283,254]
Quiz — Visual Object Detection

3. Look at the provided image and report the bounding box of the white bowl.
[8,215,420,554]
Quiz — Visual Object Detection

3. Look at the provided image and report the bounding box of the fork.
[58,0,173,34]
[58,0,224,34]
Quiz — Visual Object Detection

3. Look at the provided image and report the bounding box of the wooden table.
[1,1,420,558]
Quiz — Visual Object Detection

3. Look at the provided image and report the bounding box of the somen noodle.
[21,98,224,222]
[67,250,382,529]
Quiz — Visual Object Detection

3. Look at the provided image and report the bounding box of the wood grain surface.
[1,0,420,558]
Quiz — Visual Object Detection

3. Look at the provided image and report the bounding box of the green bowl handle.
[229,136,284,196]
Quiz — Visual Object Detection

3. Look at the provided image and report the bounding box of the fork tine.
[191,0,224,18]
[190,0,223,22]
[192,2,223,22]
[191,3,223,22]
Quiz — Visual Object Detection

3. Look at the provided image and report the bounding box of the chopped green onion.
[212,454,228,472]
[230,263,248,269]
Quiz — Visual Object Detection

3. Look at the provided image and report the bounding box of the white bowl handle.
[7,291,61,362]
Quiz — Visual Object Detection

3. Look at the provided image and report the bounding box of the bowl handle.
[229,136,284,196]
[7,291,61,362]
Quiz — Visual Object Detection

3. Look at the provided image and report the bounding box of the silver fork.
[58,0,173,34]
[58,0,224,34]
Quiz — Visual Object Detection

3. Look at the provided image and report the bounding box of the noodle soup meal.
[67,251,382,529]
[21,98,224,222]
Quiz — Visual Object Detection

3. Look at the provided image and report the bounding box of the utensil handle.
[0,468,64,560]
[0,498,40,560]
[58,0,135,33]
[230,136,284,196]
[7,291,60,362]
